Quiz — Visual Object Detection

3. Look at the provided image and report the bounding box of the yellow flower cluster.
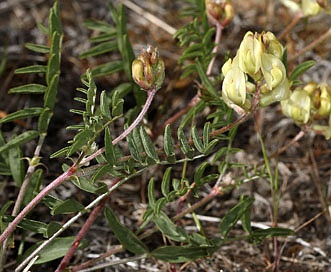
[281,83,331,138]
[221,31,290,113]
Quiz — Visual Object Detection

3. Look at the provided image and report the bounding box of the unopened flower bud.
[281,89,311,125]
[205,0,234,25]
[132,45,165,91]
[302,0,321,16]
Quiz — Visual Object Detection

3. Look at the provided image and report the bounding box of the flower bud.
[281,89,311,125]
[132,45,165,91]
[205,0,234,25]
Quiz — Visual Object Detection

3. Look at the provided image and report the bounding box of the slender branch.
[0,166,77,246]
[288,26,331,62]
[207,22,223,76]
[277,12,303,40]
[55,194,111,272]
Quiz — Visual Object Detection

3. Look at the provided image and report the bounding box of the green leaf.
[80,41,118,58]
[3,215,47,234]
[71,176,107,194]
[44,73,60,110]
[45,222,62,238]
[191,126,204,153]
[0,107,43,124]
[67,129,94,156]
[20,237,86,265]
[127,132,142,162]
[38,107,53,134]
[0,130,39,154]
[86,71,97,116]
[9,146,24,186]
[14,65,47,74]
[90,60,123,78]
[51,199,85,215]
[9,84,47,94]
[161,167,172,198]
[24,43,50,53]
[104,127,116,165]
[151,245,216,263]
[91,164,113,184]
[140,126,159,163]
[219,196,254,238]
[249,227,295,244]
[23,169,43,206]
[50,146,70,158]
[49,1,62,36]
[290,60,316,81]
[105,207,149,255]
[194,162,208,186]
[178,127,194,159]
[204,139,219,155]
[83,19,115,32]
[147,178,156,209]
[100,90,111,118]
[153,211,188,242]
[196,61,218,98]
[203,122,211,148]
[164,124,176,163]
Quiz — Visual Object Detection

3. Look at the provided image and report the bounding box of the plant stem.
[207,22,223,76]
[55,194,111,272]
[277,12,303,40]
[288,26,331,62]
[0,88,157,248]
[0,165,77,246]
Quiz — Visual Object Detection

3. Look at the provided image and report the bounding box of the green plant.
[0,0,330,271]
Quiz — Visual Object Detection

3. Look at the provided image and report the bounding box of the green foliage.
[1,0,310,270]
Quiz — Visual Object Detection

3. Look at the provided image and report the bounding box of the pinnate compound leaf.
[0,130,39,155]
[105,207,149,255]
[219,196,254,238]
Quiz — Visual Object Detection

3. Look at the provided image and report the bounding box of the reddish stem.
[0,166,77,245]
